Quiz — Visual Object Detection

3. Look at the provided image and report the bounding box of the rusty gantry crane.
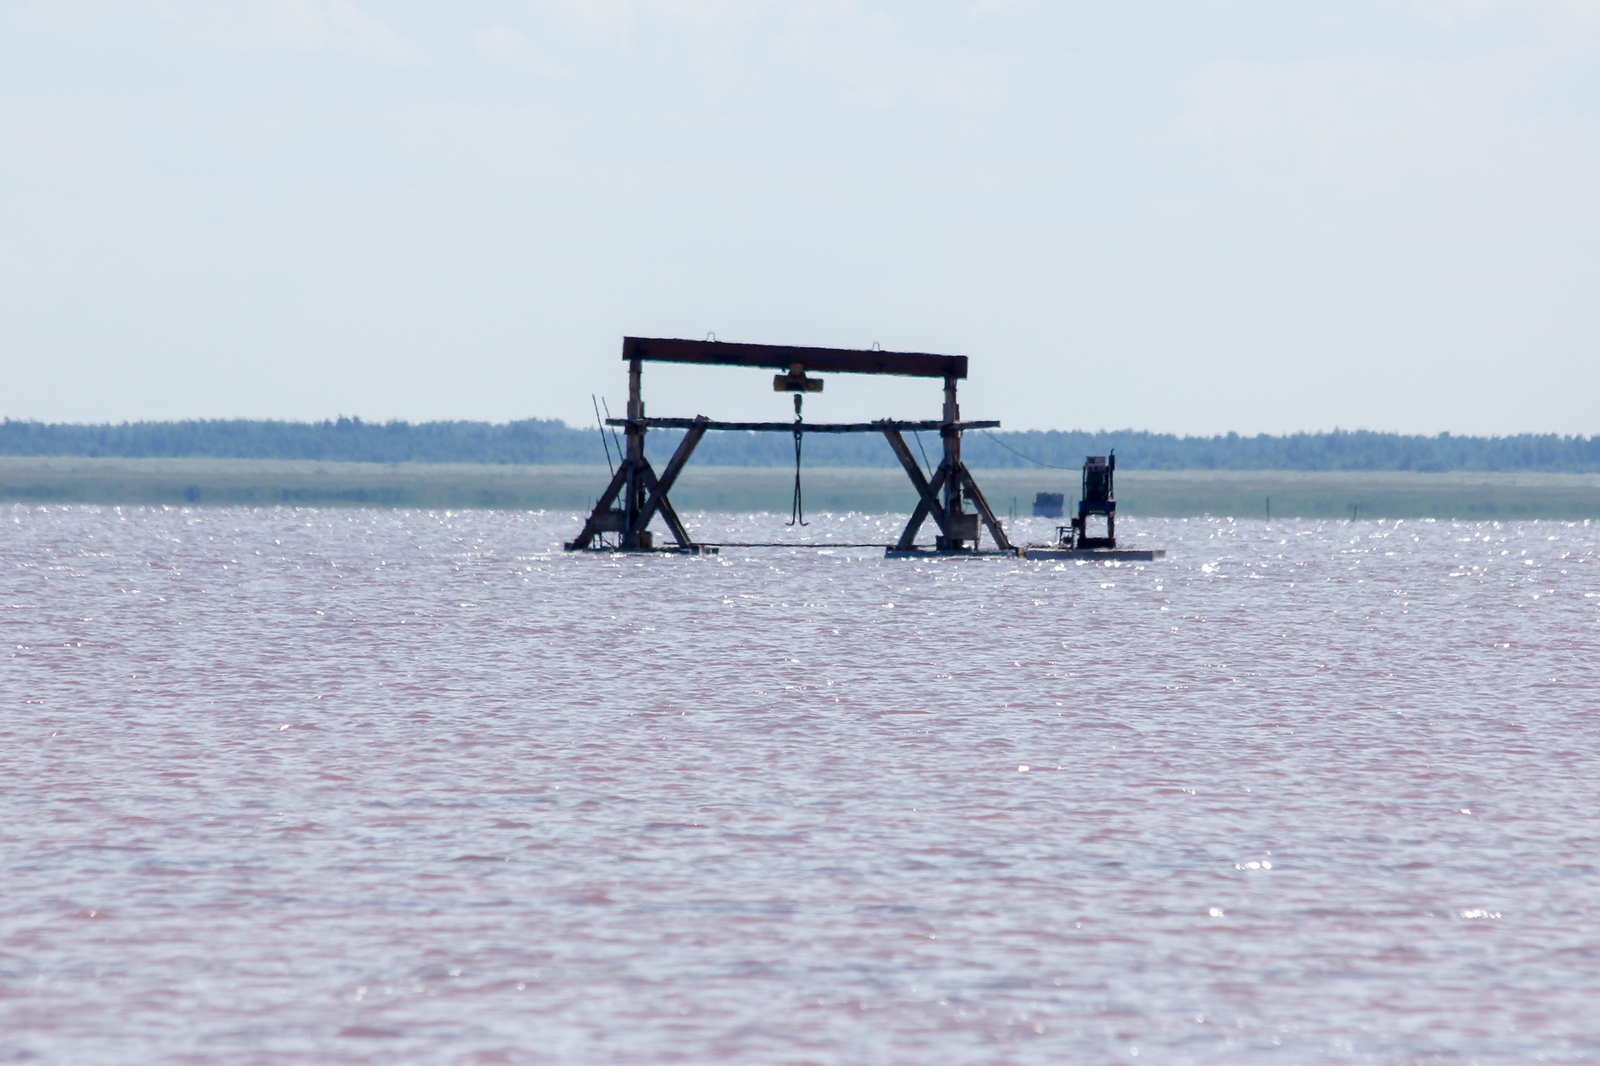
[565,337,1017,556]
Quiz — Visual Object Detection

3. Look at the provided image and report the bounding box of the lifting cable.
[788,393,807,526]
[977,429,1076,470]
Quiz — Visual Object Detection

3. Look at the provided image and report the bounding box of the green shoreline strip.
[4,457,1600,519]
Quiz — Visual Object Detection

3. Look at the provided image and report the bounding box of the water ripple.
[3,507,1598,1063]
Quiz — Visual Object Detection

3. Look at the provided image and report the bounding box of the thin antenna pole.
[912,431,934,480]
[600,398,626,470]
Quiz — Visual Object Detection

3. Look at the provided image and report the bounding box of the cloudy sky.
[3,0,1597,434]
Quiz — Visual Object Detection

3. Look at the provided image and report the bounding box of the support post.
[624,357,648,549]
[938,374,973,550]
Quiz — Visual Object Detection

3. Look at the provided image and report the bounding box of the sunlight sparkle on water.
[2,508,1597,1064]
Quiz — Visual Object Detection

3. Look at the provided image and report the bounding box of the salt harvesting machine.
[565,336,1163,561]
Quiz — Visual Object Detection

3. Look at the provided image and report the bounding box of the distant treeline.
[4,417,1600,472]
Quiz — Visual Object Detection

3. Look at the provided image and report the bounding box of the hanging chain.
[788,392,807,526]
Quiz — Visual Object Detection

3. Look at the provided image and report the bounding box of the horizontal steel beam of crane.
[621,337,968,379]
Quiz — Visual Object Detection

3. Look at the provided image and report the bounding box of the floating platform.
[885,548,1023,559]
[1025,547,1165,562]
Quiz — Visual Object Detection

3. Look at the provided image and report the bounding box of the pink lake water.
[3,505,1599,1064]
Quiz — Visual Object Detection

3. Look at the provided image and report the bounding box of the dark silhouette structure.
[1068,454,1116,548]
[564,337,1016,555]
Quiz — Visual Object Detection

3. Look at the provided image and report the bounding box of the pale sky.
[3,0,1598,435]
